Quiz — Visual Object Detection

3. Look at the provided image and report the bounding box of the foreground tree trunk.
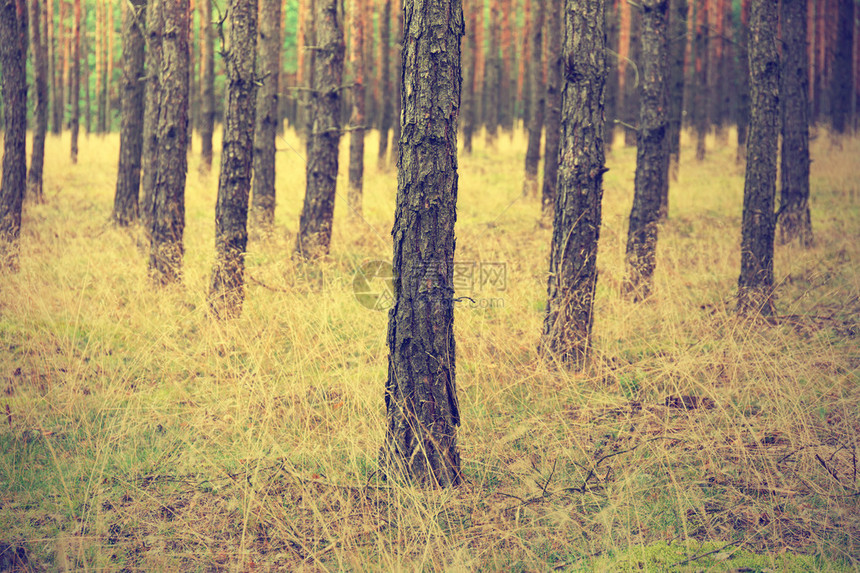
[778,0,812,247]
[198,0,215,172]
[347,0,366,216]
[522,0,544,197]
[624,0,668,301]
[540,0,563,220]
[382,0,464,488]
[113,0,146,226]
[0,0,27,271]
[250,0,279,229]
[210,0,257,317]
[738,0,778,316]
[149,0,189,284]
[28,0,48,201]
[540,0,606,367]
[140,0,163,231]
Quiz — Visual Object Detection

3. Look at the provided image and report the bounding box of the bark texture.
[540,0,606,367]
[210,0,257,318]
[295,0,343,259]
[624,0,668,301]
[28,0,48,201]
[348,0,366,216]
[0,0,27,271]
[522,0,544,197]
[382,0,464,488]
[738,0,778,316]
[113,0,146,226]
[199,0,215,172]
[149,0,189,284]
[778,0,812,247]
[250,0,280,229]
[540,0,563,220]
[140,0,163,231]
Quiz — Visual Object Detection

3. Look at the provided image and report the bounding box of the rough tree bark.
[28,0,48,201]
[294,0,344,259]
[70,0,81,162]
[113,0,146,226]
[348,0,366,216]
[250,0,280,229]
[0,0,27,271]
[540,0,563,220]
[522,0,544,197]
[540,0,606,367]
[198,0,215,172]
[149,0,189,284]
[666,0,686,186]
[737,0,778,316]
[382,0,464,488]
[140,0,163,231]
[624,0,668,301]
[377,0,392,167]
[778,0,812,247]
[210,0,258,318]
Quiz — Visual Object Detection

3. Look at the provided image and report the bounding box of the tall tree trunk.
[348,0,366,215]
[540,0,563,221]
[82,0,90,134]
[666,0,685,185]
[0,0,27,271]
[541,0,606,367]
[522,0,544,197]
[461,0,476,153]
[472,0,484,135]
[302,0,317,151]
[623,3,640,146]
[498,0,513,133]
[28,0,48,201]
[251,0,280,229]
[737,0,778,316]
[106,0,114,131]
[390,0,402,166]
[376,0,392,167]
[198,0,215,172]
[140,0,163,231]
[483,4,500,147]
[693,0,708,160]
[624,0,668,301]
[48,0,58,134]
[735,0,750,163]
[605,0,619,152]
[382,0,464,488]
[113,0,146,226]
[70,0,81,162]
[295,0,344,259]
[778,0,812,247]
[210,0,258,318]
[830,0,854,136]
[97,0,107,133]
[56,0,66,133]
[148,0,189,284]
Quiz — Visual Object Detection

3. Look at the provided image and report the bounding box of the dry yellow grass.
[0,126,858,571]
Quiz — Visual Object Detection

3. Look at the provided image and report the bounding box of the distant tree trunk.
[210,0,257,318]
[623,4,640,146]
[693,0,709,160]
[382,0,464,489]
[624,0,668,301]
[498,0,514,133]
[55,0,66,134]
[830,0,854,136]
[605,0,619,152]
[540,0,563,220]
[97,0,107,133]
[28,0,48,201]
[472,0,484,133]
[483,6,500,147]
[737,0,778,316]
[106,0,115,131]
[82,1,90,133]
[113,0,146,226]
[70,0,81,162]
[522,0,544,197]
[461,0,476,153]
[348,0,366,215]
[250,0,280,229]
[541,0,606,367]
[376,0,392,167]
[199,0,215,172]
[140,0,163,231]
[302,0,317,151]
[295,0,344,259]
[735,0,750,164]
[778,0,812,247]
[666,0,686,185]
[149,0,189,284]
[390,0,403,165]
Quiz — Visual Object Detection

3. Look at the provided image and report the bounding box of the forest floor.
[0,127,858,571]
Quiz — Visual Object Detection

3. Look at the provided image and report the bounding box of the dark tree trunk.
[113,0,146,226]
[348,0,366,216]
[149,0,189,284]
[624,0,668,301]
[541,0,606,367]
[540,0,563,221]
[522,0,544,197]
[831,0,854,135]
[778,0,812,247]
[382,0,464,489]
[28,0,48,201]
[461,0,476,154]
[376,0,392,168]
[605,0,619,152]
[210,0,257,318]
[295,0,343,260]
[736,0,750,164]
[738,0,778,316]
[70,0,81,162]
[0,0,27,271]
[199,0,215,172]
[53,0,64,135]
[250,0,279,230]
[693,0,709,160]
[623,4,640,147]
[140,0,162,231]
[666,0,686,185]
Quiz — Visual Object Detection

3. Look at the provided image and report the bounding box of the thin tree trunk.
[623,3,640,146]
[251,0,280,229]
[140,0,163,231]
[199,0,215,172]
[70,0,81,162]
[390,0,402,166]
[831,0,854,136]
[348,0,366,215]
[666,0,686,185]
[540,0,563,221]
[693,0,708,160]
[624,0,668,301]
[113,0,146,226]
[605,0,619,152]
[106,0,114,131]
[461,0,476,154]
[522,0,544,197]
[778,0,812,247]
[49,0,59,134]
[295,0,344,259]
[736,0,750,163]
[57,0,66,133]
[737,0,778,316]
[540,0,606,367]
[210,0,258,318]
[28,0,49,201]
[82,0,90,134]
[376,0,391,167]
[382,0,464,488]
[483,4,500,147]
